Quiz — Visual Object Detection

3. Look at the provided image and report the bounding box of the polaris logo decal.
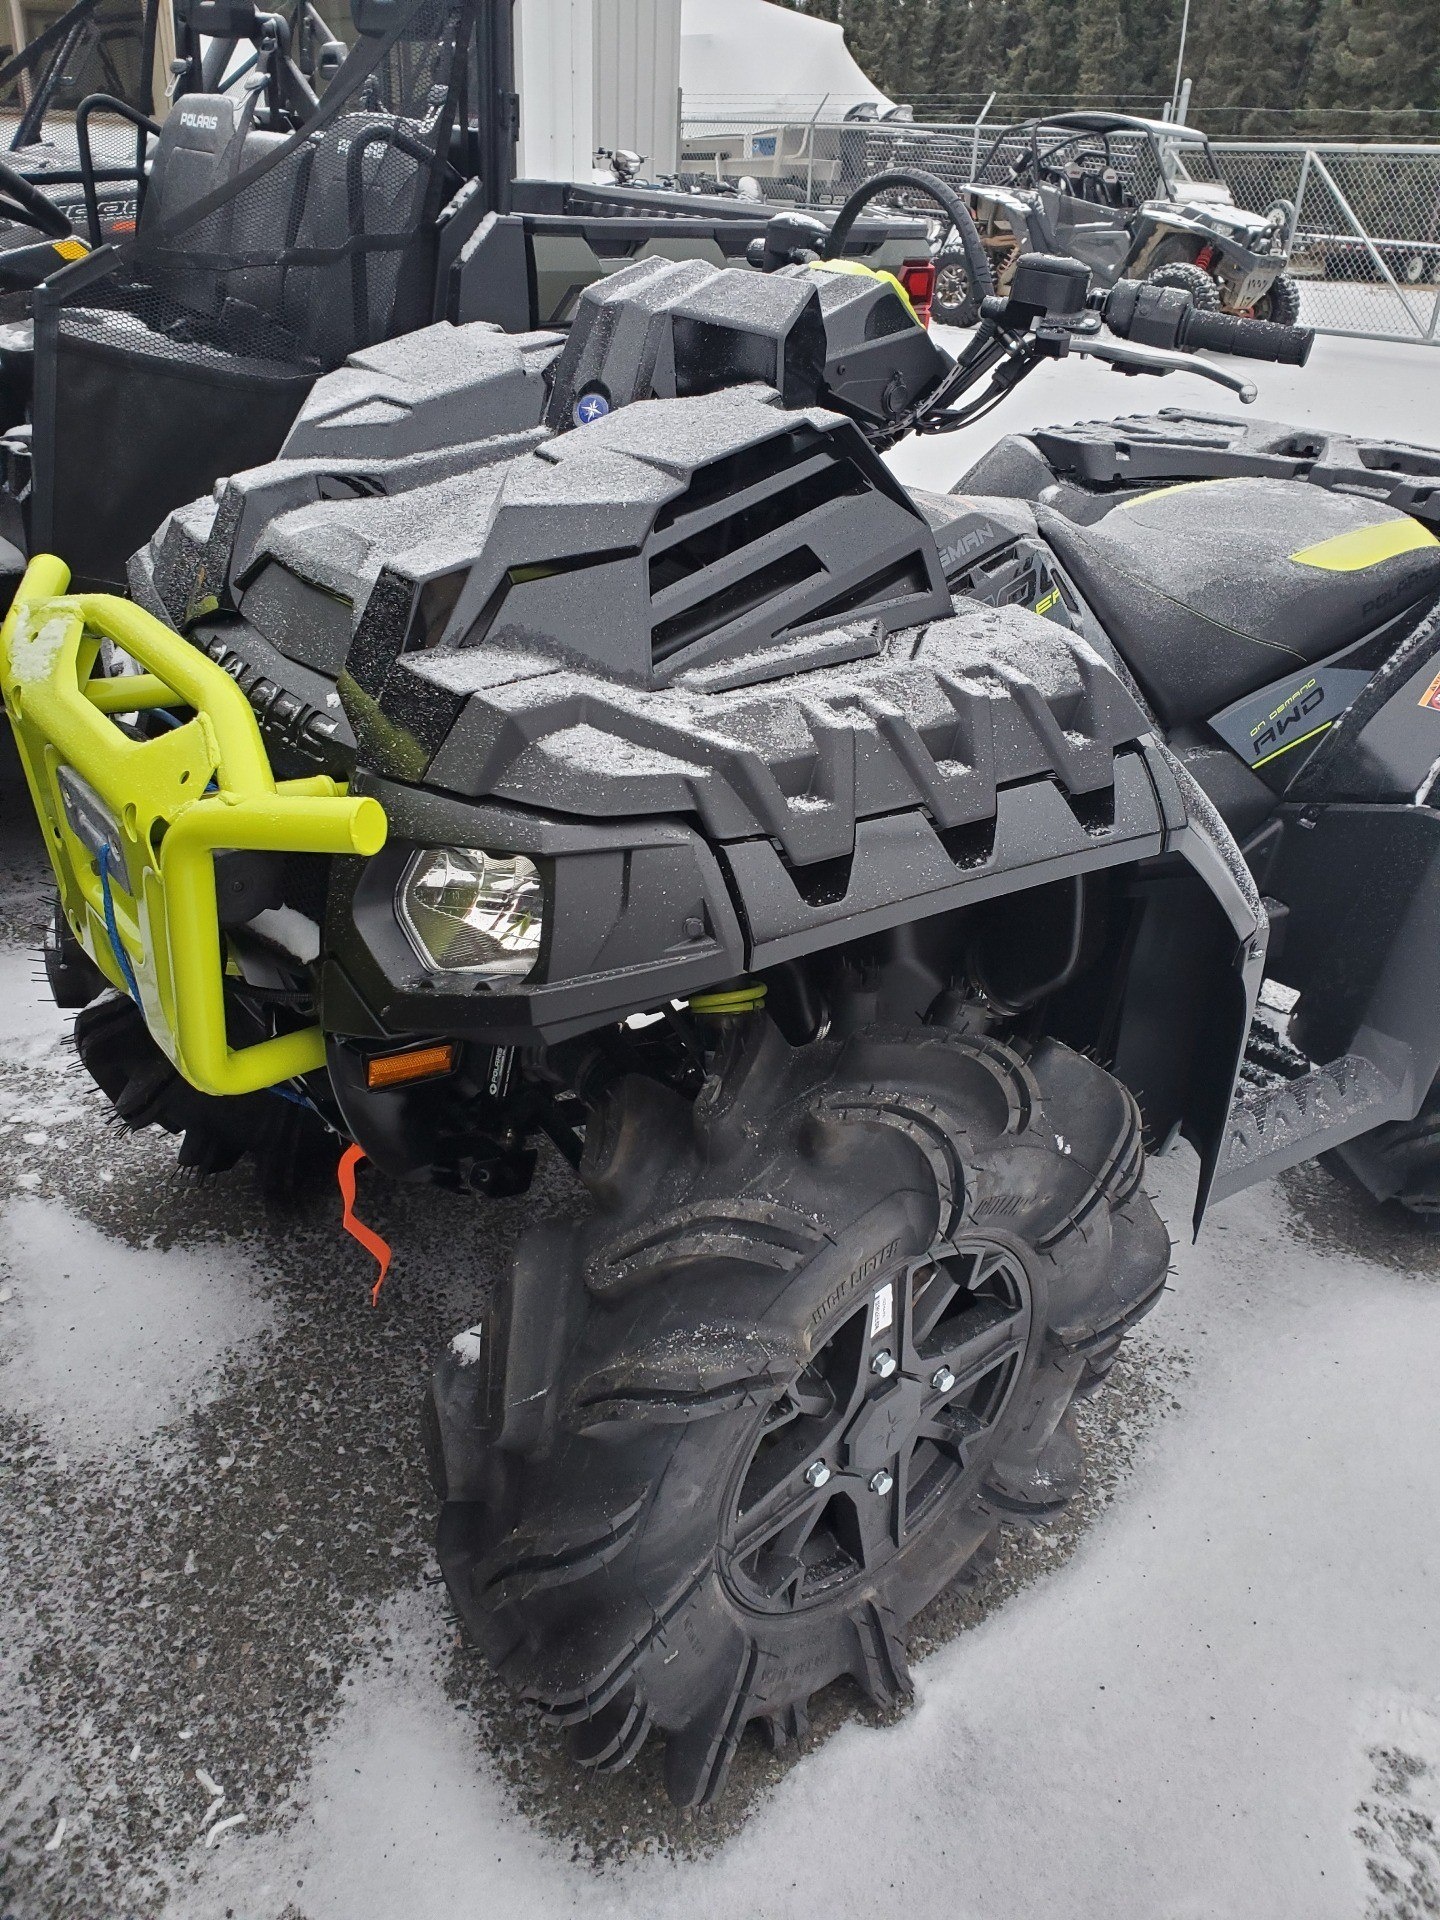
[180,110,220,130]
[573,388,611,426]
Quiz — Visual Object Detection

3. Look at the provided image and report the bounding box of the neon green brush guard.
[0,555,386,1098]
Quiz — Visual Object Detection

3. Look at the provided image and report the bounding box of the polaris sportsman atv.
[5,213,1350,1802]
[935,112,1300,329]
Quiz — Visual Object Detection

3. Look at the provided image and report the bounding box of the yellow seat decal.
[1289,518,1438,572]
[1117,479,1233,510]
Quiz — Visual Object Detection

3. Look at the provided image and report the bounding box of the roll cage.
[977,110,1225,209]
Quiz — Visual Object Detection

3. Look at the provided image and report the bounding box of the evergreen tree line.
[776,0,1440,138]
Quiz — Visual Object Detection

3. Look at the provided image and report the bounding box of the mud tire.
[73,991,331,1197]
[1252,273,1302,326]
[1144,260,1221,309]
[431,1020,1170,1805]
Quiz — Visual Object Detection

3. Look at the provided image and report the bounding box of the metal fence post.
[1307,149,1426,337]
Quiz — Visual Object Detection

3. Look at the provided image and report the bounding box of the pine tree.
[1306,0,1440,138]
[1181,0,1323,134]
[770,0,1436,136]
[1005,0,1081,115]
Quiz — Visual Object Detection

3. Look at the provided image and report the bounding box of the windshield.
[1160,137,1228,195]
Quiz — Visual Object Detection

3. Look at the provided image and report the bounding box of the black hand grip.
[1103,280,1313,365]
[1178,305,1314,366]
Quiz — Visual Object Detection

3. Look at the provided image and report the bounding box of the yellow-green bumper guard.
[0,555,386,1097]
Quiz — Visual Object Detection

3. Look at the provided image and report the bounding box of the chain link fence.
[679,104,1440,346]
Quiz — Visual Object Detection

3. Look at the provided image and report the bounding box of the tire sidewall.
[636,1194,1053,1700]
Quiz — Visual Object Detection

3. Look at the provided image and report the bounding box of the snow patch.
[0,941,70,1069]
[1353,1697,1440,1917]
[8,611,72,685]
[0,1197,276,1457]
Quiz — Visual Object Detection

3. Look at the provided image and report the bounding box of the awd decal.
[1250,676,1324,764]
[1209,665,1371,774]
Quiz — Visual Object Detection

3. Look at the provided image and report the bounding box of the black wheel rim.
[721,1240,1033,1615]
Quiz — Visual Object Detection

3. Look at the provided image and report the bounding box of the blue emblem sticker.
[574,389,611,426]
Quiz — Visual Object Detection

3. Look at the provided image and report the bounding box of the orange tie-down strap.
[337,1143,393,1307]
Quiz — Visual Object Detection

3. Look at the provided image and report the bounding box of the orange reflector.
[364,1042,458,1090]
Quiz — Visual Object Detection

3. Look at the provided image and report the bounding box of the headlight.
[397,847,544,980]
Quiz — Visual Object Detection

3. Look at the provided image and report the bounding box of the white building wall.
[594,0,681,174]
[515,0,680,180]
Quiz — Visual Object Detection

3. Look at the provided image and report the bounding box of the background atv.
[1,251,1281,1804]
[936,111,1300,328]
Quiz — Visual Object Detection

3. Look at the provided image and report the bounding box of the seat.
[277,112,438,365]
[136,94,308,320]
[1038,477,1440,728]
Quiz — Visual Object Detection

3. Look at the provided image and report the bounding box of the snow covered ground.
[3,333,1440,1920]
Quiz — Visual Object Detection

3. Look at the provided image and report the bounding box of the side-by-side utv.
[0,0,934,600]
[934,112,1300,328]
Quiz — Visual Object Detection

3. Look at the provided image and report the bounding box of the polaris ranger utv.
[6,224,1358,1801]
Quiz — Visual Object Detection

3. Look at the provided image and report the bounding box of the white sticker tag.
[869,1282,894,1338]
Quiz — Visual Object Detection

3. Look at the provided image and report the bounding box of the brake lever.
[1064,334,1257,404]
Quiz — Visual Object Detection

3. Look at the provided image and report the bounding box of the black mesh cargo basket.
[31,0,476,587]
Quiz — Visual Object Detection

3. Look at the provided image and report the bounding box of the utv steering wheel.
[0,158,77,243]
[823,167,994,316]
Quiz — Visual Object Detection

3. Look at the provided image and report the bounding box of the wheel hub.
[843,1374,926,1476]
[721,1238,1033,1615]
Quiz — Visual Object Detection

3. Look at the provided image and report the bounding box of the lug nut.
[869,1469,894,1496]
[804,1460,832,1489]
[870,1349,897,1379]
[931,1365,957,1393]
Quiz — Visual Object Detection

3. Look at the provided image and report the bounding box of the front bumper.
[0,555,385,1097]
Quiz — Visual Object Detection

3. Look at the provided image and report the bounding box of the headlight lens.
[398,847,544,980]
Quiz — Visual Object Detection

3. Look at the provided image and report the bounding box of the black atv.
[5,232,1421,1804]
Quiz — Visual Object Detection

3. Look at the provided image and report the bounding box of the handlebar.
[1102,280,1313,366]
[822,167,995,318]
[1175,305,1313,367]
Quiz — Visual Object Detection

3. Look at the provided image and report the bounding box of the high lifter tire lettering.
[429,1017,1170,1805]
